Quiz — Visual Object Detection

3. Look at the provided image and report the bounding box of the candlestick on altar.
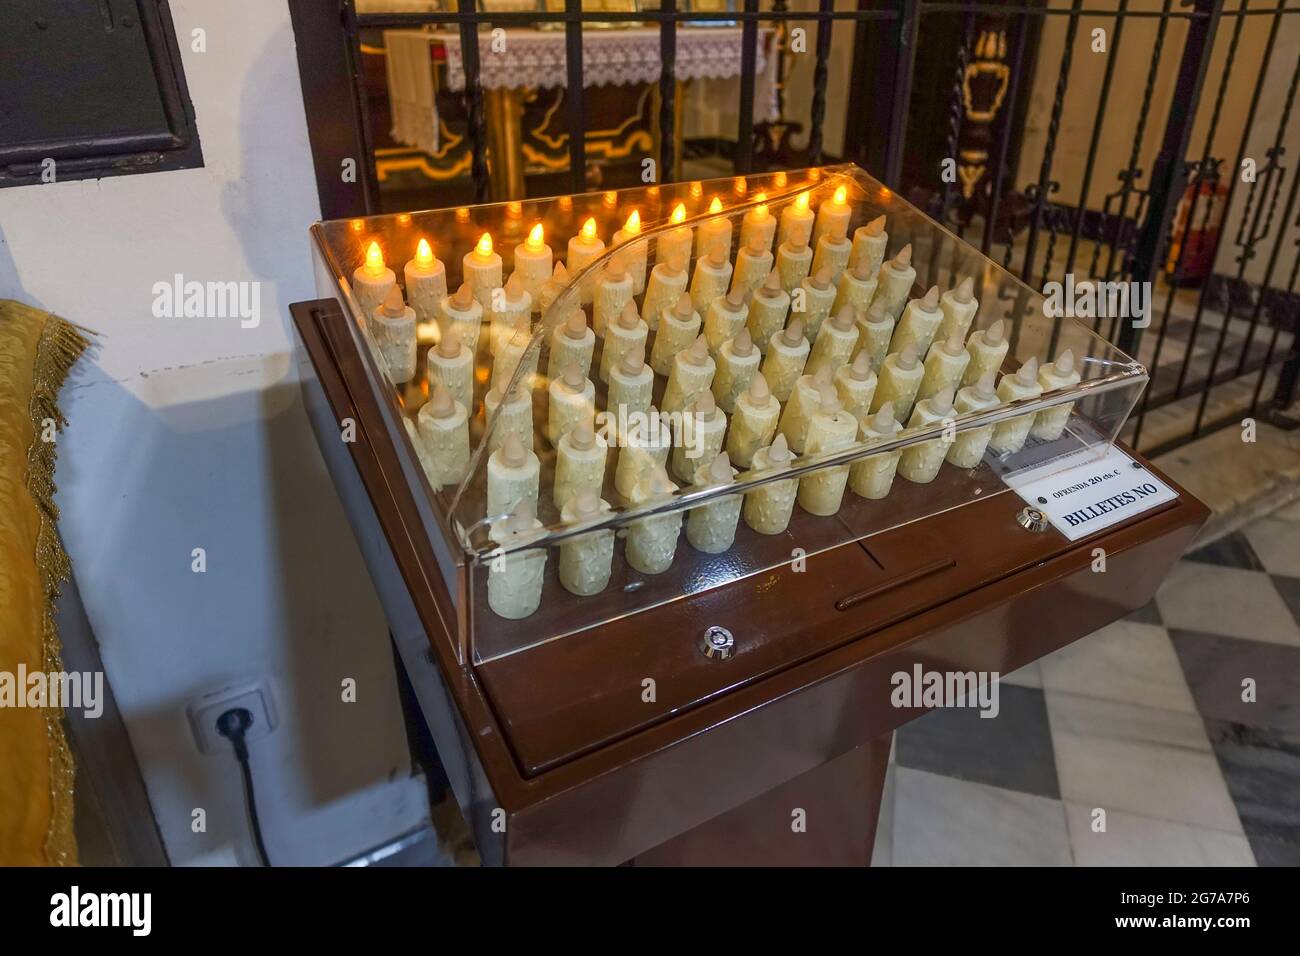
[487,502,547,620]
[778,191,815,249]
[613,210,649,295]
[898,386,958,484]
[989,358,1043,455]
[870,343,924,422]
[463,232,503,311]
[962,318,1010,387]
[558,488,615,597]
[835,350,878,423]
[487,430,540,518]
[813,185,852,245]
[704,287,750,355]
[743,434,798,535]
[727,372,780,469]
[426,324,474,412]
[690,244,733,315]
[712,327,761,413]
[807,306,860,379]
[746,269,791,354]
[849,214,889,277]
[353,241,397,321]
[416,383,470,489]
[641,253,688,330]
[687,452,743,554]
[695,196,732,260]
[731,232,775,302]
[662,335,716,414]
[849,405,905,500]
[372,286,417,384]
[554,422,609,512]
[761,317,809,402]
[875,243,916,321]
[404,238,447,330]
[918,330,971,403]
[946,372,1000,468]
[1029,349,1081,440]
[513,223,553,312]
[937,276,979,343]
[738,194,776,252]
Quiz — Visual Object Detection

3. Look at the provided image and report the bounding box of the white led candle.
[946,372,1000,468]
[487,502,547,620]
[415,383,470,489]
[490,330,534,396]
[1030,348,1081,440]
[593,256,633,336]
[641,253,688,330]
[778,191,815,249]
[849,214,888,277]
[600,302,649,383]
[372,286,417,384]
[426,324,474,412]
[738,194,776,253]
[727,372,780,469]
[874,243,916,321]
[613,210,649,294]
[488,272,533,356]
[662,335,716,414]
[796,267,838,341]
[870,344,924,422]
[760,317,809,402]
[834,350,878,423]
[487,430,540,518]
[567,217,606,303]
[606,344,654,421]
[553,421,608,510]
[353,241,397,321]
[671,391,726,484]
[812,184,852,245]
[695,196,732,261]
[730,233,775,303]
[463,232,503,311]
[797,386,859,516]
[558,489,614,596]
[513,223,553,311]
[811,233,852,284]
[962,318,1010,386]
[742,434,798,535]
[807,306,860,379]
[614,413,672,500]
[898,386,957,484]
[546,309,595,381]
[775,238,813,294]
[686,452,743,554]
[535,261,572,323]
[746,269,791,354]
[655,203,694,268]
[703,287,750,355]
[778,366,833,453]
[483,384,534,456]
[404,237,447,329]
[917,330,971,403]
[989,358,1043,455]
[937,276,979,343]
[690,244,733,316]
[650,292,702,376]
[831,257,879,317]
[890,285,943,357]
[855,299,896,370]
[625,466,682,575]
[440,283,484,357]
[712,328,761,412]
[849,405,905,500]
[547,362,596,446]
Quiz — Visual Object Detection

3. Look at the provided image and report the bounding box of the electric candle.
[441,283,484,357]
[656,203,694,268]
[834,350,878,423]
[488,272,532,355]
[712,328,761,412]
[553,421,609,510]
[811,232,852,283]
[730,233,775,302]
[962,319,1010,386]
[761,317,809,402]
[831,257,880,317]
[703,287,750,355]
[600,302,649,384]
[558,489,615,596]
[490,330,534,396]
[807,306,860,379]
[546,309,595,381]
[415,383,470,489]
[918,330,971,402]
[372,286,418,384]
[535,261,572,321]
[695,196,733,260]
[567,217,606,303]
[890,285,943,356]
[743,434,798,535]
[779,191,816,249]
[353,241,397,321]
[797,267,838,341]
[746,269,791,354]
[874,244,916,321]
[671,391,726,483]
[662,335,716,414]
[797,386,859,516]
[651,292,702,376]
[690,244,733,315]
[870,344,924,422]
[778,366,833,453]
[937,276,979,343]
[1029,348,1081,440]
[898,386,957,484]
[726,372,780,468]
[404,417,437,487]
[687,452,743,554]
[813,184,852,245]
[513,223,553,311]
[849,214,889,277]
[487,502,547,620]
[626,466,682,575]
[404,238,447,329]
[738,193,776,252]
[614,413,672,500]
[483,384,534,455]
[946,372,1000,468]
[593,256,633,335]
[613,210,649,294]
[989,358,1043,455]
[607,344,655,421]
[487,430,540,518]
[547,362,596,446]
[641,253,688,330]
[463,232,503,311]
[426,325,474,412]
[775,238,813,294]
[855,300,896,370]
[849,405,905,500]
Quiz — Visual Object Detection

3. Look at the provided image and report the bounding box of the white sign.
[1005,445,1177,541]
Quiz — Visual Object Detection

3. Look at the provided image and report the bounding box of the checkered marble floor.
[873,498,1300,867]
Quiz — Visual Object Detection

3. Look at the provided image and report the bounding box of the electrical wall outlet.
[187,680,278,755]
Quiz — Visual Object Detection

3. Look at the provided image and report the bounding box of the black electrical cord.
[216,707,272,867]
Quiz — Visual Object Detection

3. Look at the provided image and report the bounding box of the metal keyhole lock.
[700,625,735,661]
[1016,506,1049,533]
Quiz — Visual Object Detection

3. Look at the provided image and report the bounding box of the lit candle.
[778,191,815,249]
[746,269,791,354]
[890,286,943,357]
[546,309,595,381]
[415,382,470,489]
[849,214,888,277]
[807,306,860,379]
[946,372,1000,468]
[404,238,447,329]
[483,384,533,456]
[625,466,682,575]
[546,362,596,446]
[989,358,1043,455]
[726,372,780,469]
[488,272,532,355]
[426,323,474,412]
[1029,348,1081,440]
[558,488,615,596]
[593,255,633,335]
[671,391,726,484]
[898,387,958,484]
[738,193,776,253]
[353,240,397,321]
[372,286,417,384]
[937,276,979,343]
[600,302,649,384]
[712,327,761,413]
[641,253,688,330]
[813,184,852,245]
[775,238,813,294]
[918,330,971,403]
[849,405,905,500]
[870,344,924,422]
[778,366,833,453]
[831,256,879,317]
[487,502,547,620]
[613,210,649,295]
[703,287,750,355]
[874,244,916,321]
[441,282,484,357]
[690,244,733,315]
[730,232,775,302]
[662,334,716,414]
[855,300,895,370]
[607,344,654,421]
[686,452,742,554]
[614,413,671,500]
[760,317,809,402]
[962,318,1010,386]
[796,267,837,341]
[834,350,878,423]
[463,232,503,311]
[650,292,701,376]
[695,196,732,260]
[656,203,694,269]
[553,421,608,511]
[513,223,553,312]
[743,434,797,534]
[797,386,859,516]
[811,231,853,284]
[486,430,540,518]
[567,217,606,303]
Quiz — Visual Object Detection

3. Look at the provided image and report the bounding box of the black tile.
[894,683,1060,799]
[1271,575,1300,632]
[1169,629,1300,735]
[1126,599,1163,627]
[1201,719,1300,865]
[1184,531,1266,572]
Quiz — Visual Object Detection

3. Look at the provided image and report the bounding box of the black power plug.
[216,707,271,867]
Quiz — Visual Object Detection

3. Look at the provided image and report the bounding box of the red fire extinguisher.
[1164,175,1228,287]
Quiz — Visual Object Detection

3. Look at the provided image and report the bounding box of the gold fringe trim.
[24,316,92,867]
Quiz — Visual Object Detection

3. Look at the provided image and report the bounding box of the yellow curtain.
[0,300,90,866]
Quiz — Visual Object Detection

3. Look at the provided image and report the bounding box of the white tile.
[1046,689,1212,753]
[999,660,1042,689]
[871,764,896,867]
[1156,561,1300,646]
[1064,803,1256,866]
[1039,620,1197,713]
[1242,517,1300,578]
[890,767,1072,866]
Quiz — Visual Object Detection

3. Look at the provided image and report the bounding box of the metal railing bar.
[356,11,900,28]
[565,0,587,195]
[808,0,836,165]
[981,12,1030,256]
[659,0,678,182]
[735,0,759,175]
[1249,173,1300,409]
[455,0,490,202]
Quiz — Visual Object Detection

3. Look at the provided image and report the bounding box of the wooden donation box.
[290,166,1207,865]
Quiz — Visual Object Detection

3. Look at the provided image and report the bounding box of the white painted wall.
[0,0,429,865]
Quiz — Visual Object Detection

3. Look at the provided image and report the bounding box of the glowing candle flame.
[580,217,598,242]
[527,223,545,248]
[364,241,385,275]
[624,210,641,235]
[708,196,723,214]
[833,185,848,206]
[475,232,493,257]
[670,203,687,225]
[754,193,769,218]
[794,192,811,214]
[415,238,434,267]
